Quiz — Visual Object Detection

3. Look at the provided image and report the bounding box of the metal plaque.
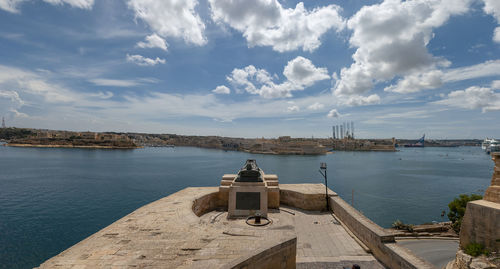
[236,192,260,210]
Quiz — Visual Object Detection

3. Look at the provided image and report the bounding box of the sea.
[0,145,493,269]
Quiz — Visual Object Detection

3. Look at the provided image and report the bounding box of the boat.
[486,139,500,154]
[482,138,494,150]
[404,134,425,148]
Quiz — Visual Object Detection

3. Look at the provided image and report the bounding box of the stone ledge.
[279,184,337,211]
[221,235,297,269]
[330,195,436,269]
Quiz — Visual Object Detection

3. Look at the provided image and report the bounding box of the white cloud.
[226,56,328,98]
[494,27,500,43]
[89,78,141,87]
[209,0,344,52]
[374,110,433,120]
[0,0,93,13]
[128,0,206,46]
[43,0,94,9]
[0,90,24,106]
[327,109,341,118]
[492,80,500,89]
[126,54,165,66]
[333,0,471,97]
[443,60,500,82]
[384,59,500,94]
[384,70,444,93]
[341,94,381,106]
[10,108,28,118]
[136,33,168,51]
[88,91,113,99]
[0,0,24,13]
[287,105,300,112]
[483,0,500,43]
[483,0,500,20]
[435,86,500,112]
[307,102,324,110]
[283,56,330,87]
[212,85,230,94]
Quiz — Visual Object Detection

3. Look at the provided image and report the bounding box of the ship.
[485,139,500,154]
[482,138,494,150]
[404,134,425,147]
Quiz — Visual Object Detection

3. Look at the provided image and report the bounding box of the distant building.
[1,117,5,128]
[79,132,97,140]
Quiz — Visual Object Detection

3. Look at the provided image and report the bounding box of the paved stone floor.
[200,206,384,269]
[284,207,384,269]
[36,187,384,269]
[397,239,459,269]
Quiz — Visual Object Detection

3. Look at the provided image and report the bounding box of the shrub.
[392,219,414,232]
[448,194,482,233]
[464,243,490,257]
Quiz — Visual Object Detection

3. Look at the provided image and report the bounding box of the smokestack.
[351,121,354,139]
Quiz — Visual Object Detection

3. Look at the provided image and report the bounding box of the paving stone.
[36,186,383,269]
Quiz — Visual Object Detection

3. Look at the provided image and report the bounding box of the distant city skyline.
[0,0,499,139]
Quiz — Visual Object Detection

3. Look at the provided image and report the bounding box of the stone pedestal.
[219,160,280,219]
[229,180,268,218]
[459,153,500,252]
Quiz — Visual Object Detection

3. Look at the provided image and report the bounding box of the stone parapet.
[329,195,436,269]
[459,152,500,252]
[484,153,500,203]
[279,184,337,211]
[459,200,500,252]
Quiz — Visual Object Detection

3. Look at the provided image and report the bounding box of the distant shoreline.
[5,143,141,149]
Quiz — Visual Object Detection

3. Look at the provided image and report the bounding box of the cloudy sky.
[0,0,499,139]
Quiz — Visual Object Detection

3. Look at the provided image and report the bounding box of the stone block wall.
[459,152,500,252]
[329,195,435,269]
[484,153,500,203]
[459,200,500,252]
[279,184,331,211]
[222,236,297,269]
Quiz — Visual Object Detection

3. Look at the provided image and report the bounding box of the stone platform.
[36,184,383,269]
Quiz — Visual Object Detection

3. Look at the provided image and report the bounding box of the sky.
[0,0,499,139]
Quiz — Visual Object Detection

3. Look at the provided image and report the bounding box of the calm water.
[0,145,493,269]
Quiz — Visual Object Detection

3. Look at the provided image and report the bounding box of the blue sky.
[0,0,499,139]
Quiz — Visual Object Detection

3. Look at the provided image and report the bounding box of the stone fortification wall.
[459,152,500,252]
[329,195,435,269]
[459,199,500,252]
[221,236,296,269]
[484,153,500,203]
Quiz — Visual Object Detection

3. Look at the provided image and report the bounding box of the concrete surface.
[36,185,382,269]
[397,239,459,269]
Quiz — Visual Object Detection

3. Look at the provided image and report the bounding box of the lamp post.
[319,162,329,211]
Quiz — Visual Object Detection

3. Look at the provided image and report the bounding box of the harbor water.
[0,145,493,269]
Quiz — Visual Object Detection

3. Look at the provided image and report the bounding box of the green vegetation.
[448,194,482,233]
[0,128,34,140]
[391,219,414,232]
[464,243,490,257]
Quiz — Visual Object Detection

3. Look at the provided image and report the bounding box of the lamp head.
[320,162,327,170]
